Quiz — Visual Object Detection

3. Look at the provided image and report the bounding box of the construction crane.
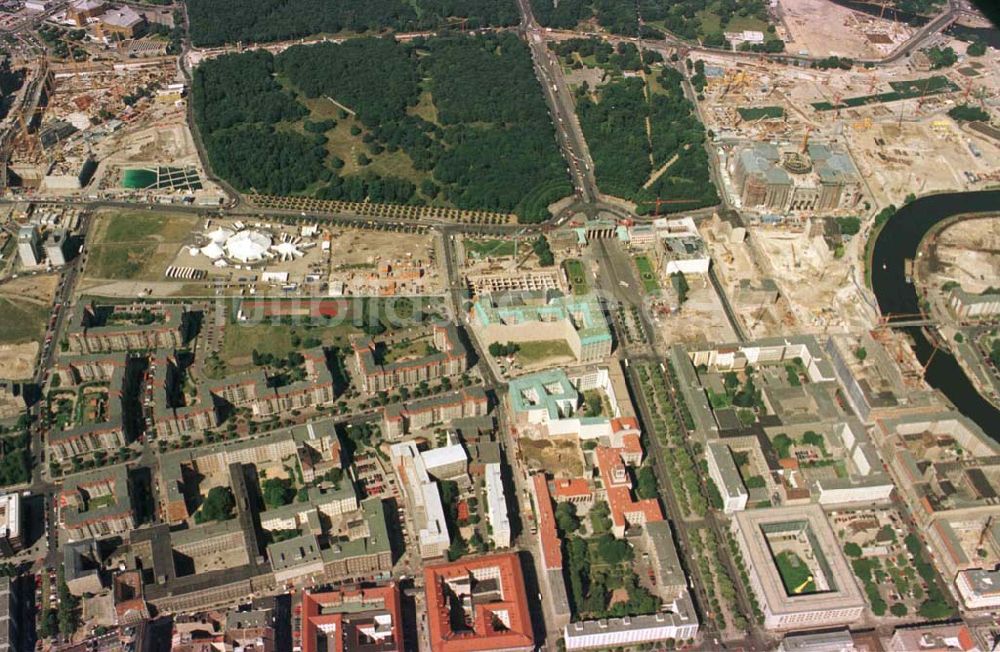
[979,515,994,549]
[800,126,813,154]
[853,116,873,131]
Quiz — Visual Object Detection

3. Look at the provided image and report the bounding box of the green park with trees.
[193,33,571,223]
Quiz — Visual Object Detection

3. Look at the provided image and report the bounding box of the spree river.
[869,190,1000,439]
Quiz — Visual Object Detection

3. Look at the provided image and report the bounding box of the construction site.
[776,0,916,58]
[698,32,1000,210]
[0,5,224,206]
[79,212,447,300]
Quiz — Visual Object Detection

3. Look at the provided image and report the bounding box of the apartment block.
[353,325,466,394]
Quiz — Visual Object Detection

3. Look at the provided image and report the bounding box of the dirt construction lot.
[520,437,585,478]
[777,0,912,59]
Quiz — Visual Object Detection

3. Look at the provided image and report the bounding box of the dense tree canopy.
[188,0,518,47]
[277,37,421,125]
[193,33,570,221]
[197,486,236,522]
[533,0,769,42]
[192,50,306,133]
[576,65,718,210]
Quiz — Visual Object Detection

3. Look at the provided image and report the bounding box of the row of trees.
[187,0,518,47]
[533,0,769,43]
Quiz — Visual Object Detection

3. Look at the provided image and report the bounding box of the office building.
[16,225,41,268]
[424,553,534,652]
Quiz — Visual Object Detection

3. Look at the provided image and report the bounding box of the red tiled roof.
[533,474,563,570]
[595,446,663,530]
[611,417,639,433]
[424,553,534,652]
[619,432,643,455]
[958,625,975,651]
[301,584,402,652]
[551,478,590,498]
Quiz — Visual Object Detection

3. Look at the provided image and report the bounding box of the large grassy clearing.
[85,211,197,281]
[515,339,575,365]
[0,297,48,344]
[465,238,517,259]
[695,8,769,39]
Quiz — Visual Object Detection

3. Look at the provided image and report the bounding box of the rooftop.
[424,552,534,652]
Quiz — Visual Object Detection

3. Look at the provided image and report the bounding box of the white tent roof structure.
[225,230,271,263]
[200,242,224,260]
[206,227,234,244]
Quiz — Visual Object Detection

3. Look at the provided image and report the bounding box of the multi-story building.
[507,368,632,441]
[50,364,128,463]
[484,463,511,548]
[44,228,70,267]
[389,441,450,559]
[381,387,488,439]
[594,444,663,538]
[149,352,218,439]
[653,217,711,275]
[730,505,865,631]
[352,325,466,394]
[67,303,191,354]
[0,576,22,652]
[0,494,22,556]
[706,442,748,514]
[949,287,1000,320]
[205,347,335,419]
[564,608,700,650]
[532,474,572,628]
[732,143,792,210]
[731,143,861,213]
[50,422,127,463]
[67,0,107,24]
[54,353,127,386]
[59,466,135,541]
[16,225,42,268]
[299,584,402,652]
[472,291,613,363]
[466,269,563,296]
[98,6,145,37]
[956,567,1000,610]
[424,553,535,652]
[551,478,593,507]
[160,427,337,523]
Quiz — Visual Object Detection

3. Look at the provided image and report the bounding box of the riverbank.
[912,214,1000,409]
[870,190,1000,438]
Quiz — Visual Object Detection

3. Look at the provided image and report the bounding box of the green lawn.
[695,8,769,40]
[775,551,817,595]
[466,239,517,259]
[633,255,660,293]
[515,340,575,365]
[562,259,589,295]
[738,106,784,120]
[85,211,198,281]
[0,297,48,345]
